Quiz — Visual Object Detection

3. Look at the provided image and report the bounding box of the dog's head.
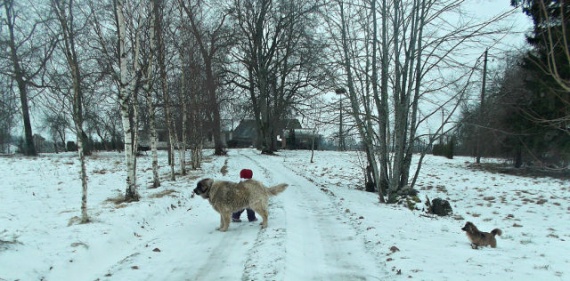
[194,178,214,199]
[462,221,476,233]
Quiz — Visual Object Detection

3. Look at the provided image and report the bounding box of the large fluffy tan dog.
[194,178,288,232]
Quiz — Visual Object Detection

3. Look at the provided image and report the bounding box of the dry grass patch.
[0,230,21,251]
[92,169,108,175]
[104,194,135,207]
[435,185,447,193]
[187,174,201,180]
[148,189,179,199]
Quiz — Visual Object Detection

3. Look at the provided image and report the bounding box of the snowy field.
[0,148,568,281]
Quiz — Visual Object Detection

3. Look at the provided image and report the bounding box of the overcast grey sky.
[468,0,533,47]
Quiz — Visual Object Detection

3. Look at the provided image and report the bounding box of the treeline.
[453,0,570,169]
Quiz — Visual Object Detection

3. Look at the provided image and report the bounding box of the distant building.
[138,128,169,150]
[228,119,259,148]
[228,119,320,150]
[33,134,46,153]
[229,119,303,148]
[138,128,219,150]
[283,128,321,150]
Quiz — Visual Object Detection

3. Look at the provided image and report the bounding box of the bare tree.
[228,0,326,154]
[185,45,208,170]
[0,76,17,153]
[115,0,144,201]
[50,0,92,222]
[151,0,181,180]
[179,0,232,156]
[0,0,56,156]
[177,48,189,175]
[327,0,513,202]
[41,104,69,153]
[139,0,161,188]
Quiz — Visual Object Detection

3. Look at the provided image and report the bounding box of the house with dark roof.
[228,119,303,148]
[229,119,321,149]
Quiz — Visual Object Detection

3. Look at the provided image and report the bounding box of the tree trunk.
[144,0,160,188]
[514,144,522,168]
[338,1,383,202]
[179,67,188,176]
[53,0,91,222]
[378,0,390,196]
[115,0,139,201]
[206,66,225,155]
[372,0,389,201]
[4,1,36,156]
[154,0,177,181]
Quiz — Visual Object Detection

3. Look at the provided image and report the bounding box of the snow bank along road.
[96,149,390,281]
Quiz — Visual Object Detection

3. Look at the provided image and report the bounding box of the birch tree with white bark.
[50,0,92,222]
[114,0,144,201]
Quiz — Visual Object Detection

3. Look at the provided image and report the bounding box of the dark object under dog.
[461,221,502,249]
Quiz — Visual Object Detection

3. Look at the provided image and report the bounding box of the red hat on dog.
[240,169,253,179]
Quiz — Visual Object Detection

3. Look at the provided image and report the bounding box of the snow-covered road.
[3,149,569,281]
[241,150,388,280]
[94,149,388,281]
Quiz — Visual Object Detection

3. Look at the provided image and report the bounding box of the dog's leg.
[250,201,269,229]
[216,214,224,231]
[257,208,269,229]
[218,212,231,232]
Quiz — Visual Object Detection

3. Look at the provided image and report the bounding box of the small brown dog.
[461,221,502,249]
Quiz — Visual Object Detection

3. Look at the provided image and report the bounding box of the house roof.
[233,120,258,139]
[233,119,303,139]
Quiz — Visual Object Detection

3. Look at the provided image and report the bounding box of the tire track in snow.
[191,224,254,281]
[236,149,389,280]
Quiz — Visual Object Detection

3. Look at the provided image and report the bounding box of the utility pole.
[476,48,488,164]
[440,109,445,144]
[335,88,346,151]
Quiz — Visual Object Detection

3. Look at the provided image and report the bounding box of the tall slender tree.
[141,0,161,188]
[114,0,143,201]
[0,0,56,156]
[179,0,232,156]
[51,0,91,222]
[0,76,17,153]
[153,0,179,180]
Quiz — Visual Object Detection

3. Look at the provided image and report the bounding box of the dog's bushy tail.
[267,183,288,196]
[491,228,502,236]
